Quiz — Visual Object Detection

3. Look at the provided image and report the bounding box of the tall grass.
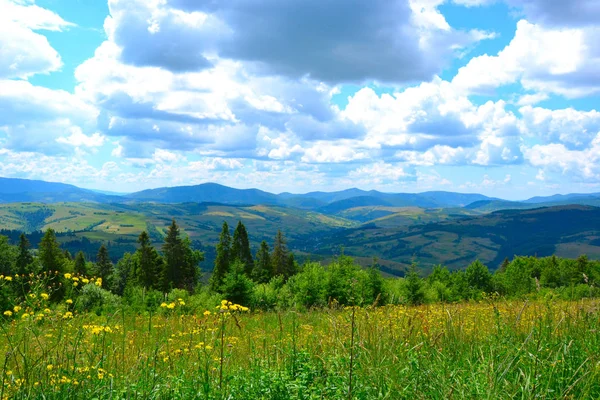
[1,297,600,399]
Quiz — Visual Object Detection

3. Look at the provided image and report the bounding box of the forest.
[2,219,599,316]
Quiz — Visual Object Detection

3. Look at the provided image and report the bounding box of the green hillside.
[309,205,600,275]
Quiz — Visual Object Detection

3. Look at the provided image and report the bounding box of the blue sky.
[1,0,600,200]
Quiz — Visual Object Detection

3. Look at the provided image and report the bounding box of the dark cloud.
[508,0,600,27]
[110,0,222,71]
[113,0,473,84]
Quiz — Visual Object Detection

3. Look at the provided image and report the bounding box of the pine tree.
[405,263,424,306]
[253,241,272,283]
[271,230,294,279]
[134,231,163,290]
[96,244,113,284]
[231,221,254,275]
[38,229,64,273]
[74,251,87,275]
[210,221,231,291]
[163,220,184,290]
[15,233,33,275]
[112,252,135,296]
[162,220,203,291]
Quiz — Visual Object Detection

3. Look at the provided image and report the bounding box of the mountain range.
[4,177,600,212]
[1,177,600,274]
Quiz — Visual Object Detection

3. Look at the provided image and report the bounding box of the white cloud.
[452,20,600,98]
[0,0,72,78]
[56,129,105,148]
[0,80,99,154]
[516,92,549,106]
[524,136,600,182]
[348,162,412,185]
[519,106,600,150]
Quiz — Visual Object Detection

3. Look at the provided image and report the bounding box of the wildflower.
[3,310,12,317]
[203,310,211,316]
[95,278,102,287]
[178,299,185,306]
[14,305,21,312]
[82,278,89,284]
[4,276,12,281]
[29,293,36,299]
[21,313,29,319]
[73,282,78,287]
[167,303,176,309]
[65,299,73,305]
[63,311,73,319]
[64,273,72,279]
[41,293,49,300]
[47,364,53,371]
[160,303,167,308]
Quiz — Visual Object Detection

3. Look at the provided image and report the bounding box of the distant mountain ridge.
[2,177,600,214]
[0,178,119,203]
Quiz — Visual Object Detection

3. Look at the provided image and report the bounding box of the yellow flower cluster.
[82,324,120,335]
[216,300,250,312]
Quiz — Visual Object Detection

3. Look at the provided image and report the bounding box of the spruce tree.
[253,240,272,283]
[271,230,294,279]
[134,231,163,290]
[231,221,254,275]
[163,220,184,289]
[210,221,231,291]
[38,229,64,273]
[405,263,424,306]
[96,244,113,283]
[162,220,202,291]
[15,233,33,275]
[74,251,87,275]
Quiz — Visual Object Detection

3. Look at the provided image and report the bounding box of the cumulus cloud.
[524,136,600,182]
[0,80,99,154]
[107,0,491,84]
[519,106,600,150]
[0,0,72,78]
[452,20,600,98]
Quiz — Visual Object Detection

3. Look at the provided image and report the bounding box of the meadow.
[2,278,600,399]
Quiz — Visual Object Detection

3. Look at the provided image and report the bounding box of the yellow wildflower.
[82,278,89,284]
[95,278,102,287]
[65,299,73,305]
[63,312,73,319]
[4,276,12,281]
[3,310,12,317]
[13,305,21,312]
[47,364,53,371]
[64,273,72,279]
[203,310,211,316]
[167,303,176,309]
[160,302,168,308]
[41,293,49,300]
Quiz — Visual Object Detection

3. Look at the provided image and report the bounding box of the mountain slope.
[0,178,117,203]
[126,183,280,204]
[307,205,600,274]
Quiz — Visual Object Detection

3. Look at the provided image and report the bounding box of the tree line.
[2,220,600,312]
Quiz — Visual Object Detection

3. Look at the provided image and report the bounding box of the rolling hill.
[307,205,600,275]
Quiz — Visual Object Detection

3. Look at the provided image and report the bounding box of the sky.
[1,0,600,199]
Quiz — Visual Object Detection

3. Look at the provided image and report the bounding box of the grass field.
[2,290,600,399]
